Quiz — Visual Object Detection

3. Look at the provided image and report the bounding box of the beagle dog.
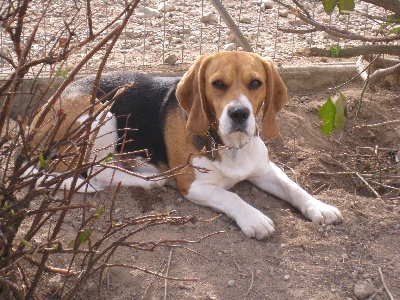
[30,52,342,239]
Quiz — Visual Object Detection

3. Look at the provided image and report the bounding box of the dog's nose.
[228,107,250,124]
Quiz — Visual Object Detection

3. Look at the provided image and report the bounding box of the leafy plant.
[329,43,341,57]
[322,0,355,15]
[318,93,348,136]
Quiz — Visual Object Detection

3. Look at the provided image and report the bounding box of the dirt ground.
[26,82,399,300]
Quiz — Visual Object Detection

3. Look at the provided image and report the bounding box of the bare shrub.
[0,1,217,298]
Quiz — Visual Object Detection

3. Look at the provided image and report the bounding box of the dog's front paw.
[235,209,275,240]
[303,201,343,225]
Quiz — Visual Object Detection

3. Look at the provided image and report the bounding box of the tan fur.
[30,95,102,173]
[163,108,197,195]
[261,58,288,138]
[176,52,287,139]
[175,55,212,136]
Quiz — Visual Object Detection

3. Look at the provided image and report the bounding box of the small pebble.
[125,212,136,219]
[354,280,375,300]
[283,275,290,280]
[227,279,236,287]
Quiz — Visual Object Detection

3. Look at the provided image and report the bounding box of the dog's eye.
[212,80,226,91]
[249,79,262,90]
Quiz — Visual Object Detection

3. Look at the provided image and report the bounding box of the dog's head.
[176,51,287,146]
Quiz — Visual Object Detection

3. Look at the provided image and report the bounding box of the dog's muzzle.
[228,107,250,132]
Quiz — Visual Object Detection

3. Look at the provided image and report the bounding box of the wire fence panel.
[0,0,397,79]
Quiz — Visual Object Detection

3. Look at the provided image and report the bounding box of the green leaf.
[38,155,50,170]
[78,228,92,244]
[387,15,400,22]
[55,67,69,79]
[329,44,341,57]
[387,26,400,35]
[94,207,104,217]
[322,0,337,15]
[318,97,337,136]
[104,156,114,163]
[21,238,33,249]
[112,222,119,229]
[338,0,355,14]
[68,240,75,248]
[334,92,347,132]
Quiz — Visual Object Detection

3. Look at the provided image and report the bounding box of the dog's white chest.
[192,138,268,189]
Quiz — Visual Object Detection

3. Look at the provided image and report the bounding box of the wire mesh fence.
[0,0,397,79]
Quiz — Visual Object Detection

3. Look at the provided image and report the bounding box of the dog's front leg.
[249,162,343,224]
[186,184,275,240]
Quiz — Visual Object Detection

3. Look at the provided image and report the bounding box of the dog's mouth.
[229,123,251,135]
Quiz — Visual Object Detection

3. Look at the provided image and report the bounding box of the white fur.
[183,95,342,239]
[27,112,166,192]
[30,85,342,239]
[186,136,342,240]
[81,112,167,190]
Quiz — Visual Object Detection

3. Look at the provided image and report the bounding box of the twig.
[244,270,255,299]
[24,256,77,276]
[232,258,241,272]
[310,171,400,180]
[329,156,381,198]
[164,250,173,300]
[378,267,395,300]
[141,259,166,300]
[368,180,400,192]
[102,263,197,281]
[355,119,400,129]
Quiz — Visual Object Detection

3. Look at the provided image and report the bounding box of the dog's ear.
[176,55,211,135]
[261,58,288,139]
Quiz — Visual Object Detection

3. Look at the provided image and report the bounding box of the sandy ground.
[26,82,399,300]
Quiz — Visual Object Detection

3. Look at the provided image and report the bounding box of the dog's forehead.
[205,53,265,79]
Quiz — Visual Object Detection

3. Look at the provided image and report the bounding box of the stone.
[279,9,289,18]
[202,12,218,24]
[239,17,252,24]
[224,43,236,51]
[227,279,236,287]
[354,280,375,300]
[164,54,179,65]
[157,2,174,13]
[125,211,136,219]
[288,19,308,26]
[136,6,160,18]
[49,274,62,293]
[189,10,201,16]
[253,0,274,9]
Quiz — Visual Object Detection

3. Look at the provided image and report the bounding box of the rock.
[279,9,289,18]
[189,10,201,16]
[253,0,274,9]
[226,34,236,43]
[164,54,179,65]
[354,280,375,299]
[157,2,174,13]
[49,274,62,294]
[136,6,161,18]
[288,19,308,26]
[227,279,236,287]
[323,32,341,41]
[283,275,290,280]
[239,17,252,24]
[224,43,236,51]
[202,12,218,24]
[125,211,136,219]
[322,16,331,23]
